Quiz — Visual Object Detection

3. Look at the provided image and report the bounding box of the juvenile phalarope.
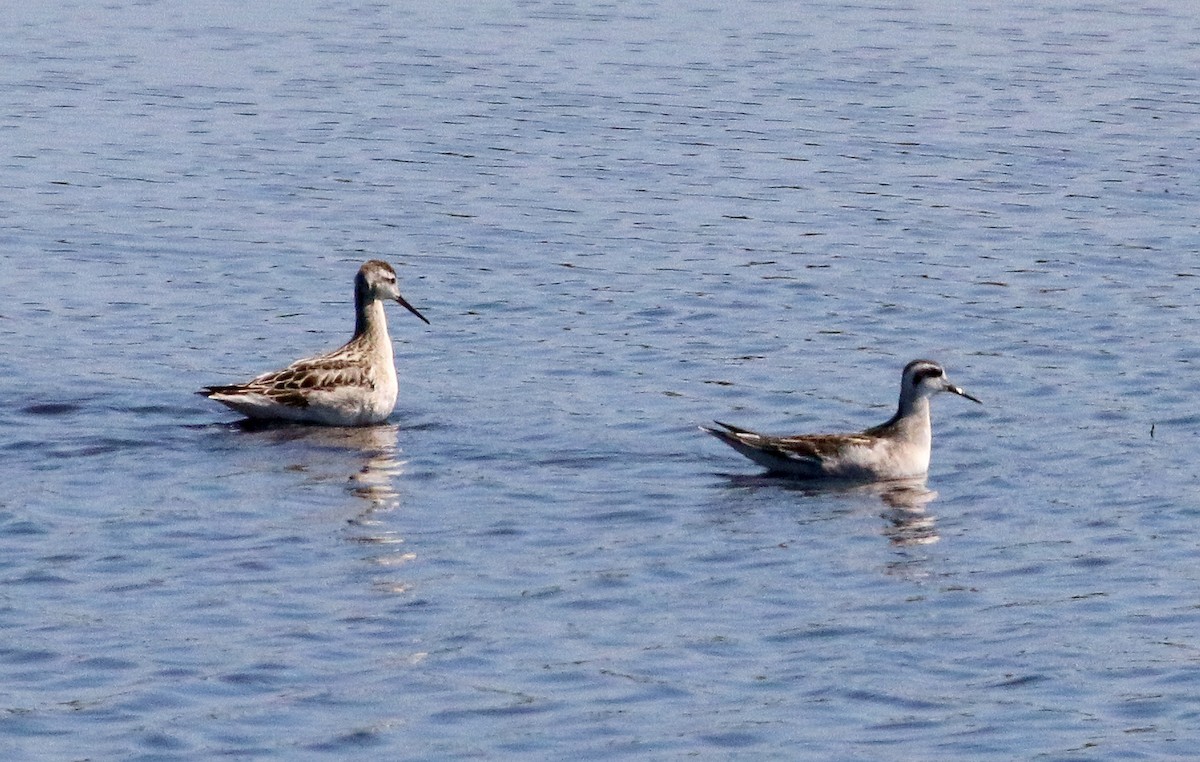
[200,259,429,426]
[703,359,980,480]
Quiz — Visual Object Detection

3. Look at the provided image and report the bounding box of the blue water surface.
[3,1,1200,759]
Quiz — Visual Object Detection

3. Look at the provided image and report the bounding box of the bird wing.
[705,421,878,466]
[202,350,376,409]
[769,433,876,459]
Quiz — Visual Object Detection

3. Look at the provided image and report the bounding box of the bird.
[702,359,980,480]
[200,259,429,426]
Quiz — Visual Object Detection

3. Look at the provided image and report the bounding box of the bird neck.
[891,394,932,443]
[897,391,930,420]
[353,280,387,340]
[870,392,931,439]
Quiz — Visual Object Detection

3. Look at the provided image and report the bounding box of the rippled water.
[4,0,1200,758]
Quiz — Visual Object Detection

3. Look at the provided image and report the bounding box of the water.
[3,0,1200,758]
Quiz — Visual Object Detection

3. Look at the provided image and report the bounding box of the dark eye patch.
[912,366,944,383]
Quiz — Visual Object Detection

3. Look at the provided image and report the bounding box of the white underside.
[210,382,398,426]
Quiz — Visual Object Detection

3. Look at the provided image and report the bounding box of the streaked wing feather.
[771,433,875,458]
[204,346,376,410]
[253,350,374,388]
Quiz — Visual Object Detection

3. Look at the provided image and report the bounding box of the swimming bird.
[702,359,980,480]
[200,259,429,426]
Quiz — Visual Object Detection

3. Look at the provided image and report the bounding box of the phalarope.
[200,259,429,426]
[703,359,980,480]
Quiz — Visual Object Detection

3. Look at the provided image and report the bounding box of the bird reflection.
[233,419,415,592]
[331,427,420,592]
[719,473,941,547]
[341,425,406,514]
[234,419,404,509]
[875,480,939,547]
[329,425,417,593]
